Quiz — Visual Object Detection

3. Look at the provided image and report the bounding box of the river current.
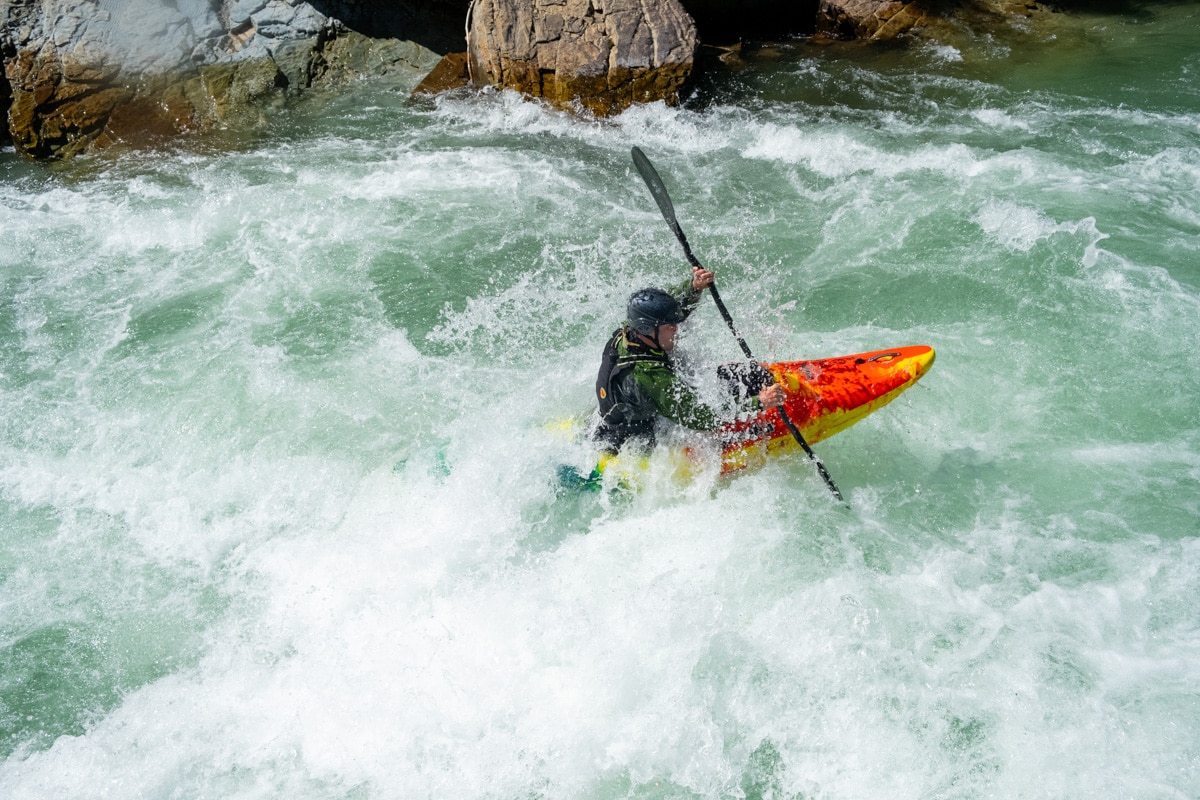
[2,5,1199,799]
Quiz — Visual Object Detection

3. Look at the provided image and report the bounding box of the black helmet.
[626,288,685,335]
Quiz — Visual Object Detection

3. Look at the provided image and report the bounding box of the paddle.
[630,146,846,504]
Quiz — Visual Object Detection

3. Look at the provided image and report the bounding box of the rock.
[248,0,326,39]
[5,40,124,158]
[412,51,471,95]
[0,72,11,147]
[816,0,929,40]
[814,0,1053,41]
[309,28,442,87]
[0,0,448,159]
[197,55,286,118]
[466,0,699,116]
[273,34,322,89]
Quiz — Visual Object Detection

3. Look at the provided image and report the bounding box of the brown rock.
[816,0,929,40]
[813,0,1052,40]
[100,85,199,147]
[6,43,127,158]
[412,51,471,95]
[467,0,698,115]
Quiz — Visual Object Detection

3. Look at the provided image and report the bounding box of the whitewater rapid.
[3,8,1200,797]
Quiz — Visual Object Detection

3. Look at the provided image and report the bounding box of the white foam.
[973,201,1112,259]
[925,43,965,64]
[971,107,1033,132]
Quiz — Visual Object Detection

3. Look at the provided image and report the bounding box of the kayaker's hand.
[757,383,785,409]
[691,266,715,291]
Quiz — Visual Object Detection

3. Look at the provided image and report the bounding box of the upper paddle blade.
[632,146,701,267]
[631,146,680,229]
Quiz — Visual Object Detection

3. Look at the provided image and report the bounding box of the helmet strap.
[629,324,667,352]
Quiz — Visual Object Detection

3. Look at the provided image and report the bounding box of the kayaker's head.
[627,287,686,352]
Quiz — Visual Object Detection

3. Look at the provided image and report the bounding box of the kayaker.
[593,265,786,454]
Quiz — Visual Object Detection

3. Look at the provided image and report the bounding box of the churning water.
[2,5,1198,798]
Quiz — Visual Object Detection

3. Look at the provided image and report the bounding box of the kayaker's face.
[656,323,679,352]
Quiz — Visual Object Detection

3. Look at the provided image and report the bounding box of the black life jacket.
[593,327,667,452]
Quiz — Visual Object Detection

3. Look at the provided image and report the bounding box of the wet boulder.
[466,0,698,116]
[0,0,446,159]
[816,0,930,40]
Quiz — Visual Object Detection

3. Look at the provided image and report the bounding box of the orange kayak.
[563,344,935,488]
[715,344,935,474]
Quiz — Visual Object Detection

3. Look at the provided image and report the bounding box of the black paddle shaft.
[631,147,754,360]
[630,146,845,504]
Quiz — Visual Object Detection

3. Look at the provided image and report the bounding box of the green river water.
[1,4,1199,798]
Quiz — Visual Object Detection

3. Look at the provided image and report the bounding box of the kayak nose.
[907,345,936,379]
